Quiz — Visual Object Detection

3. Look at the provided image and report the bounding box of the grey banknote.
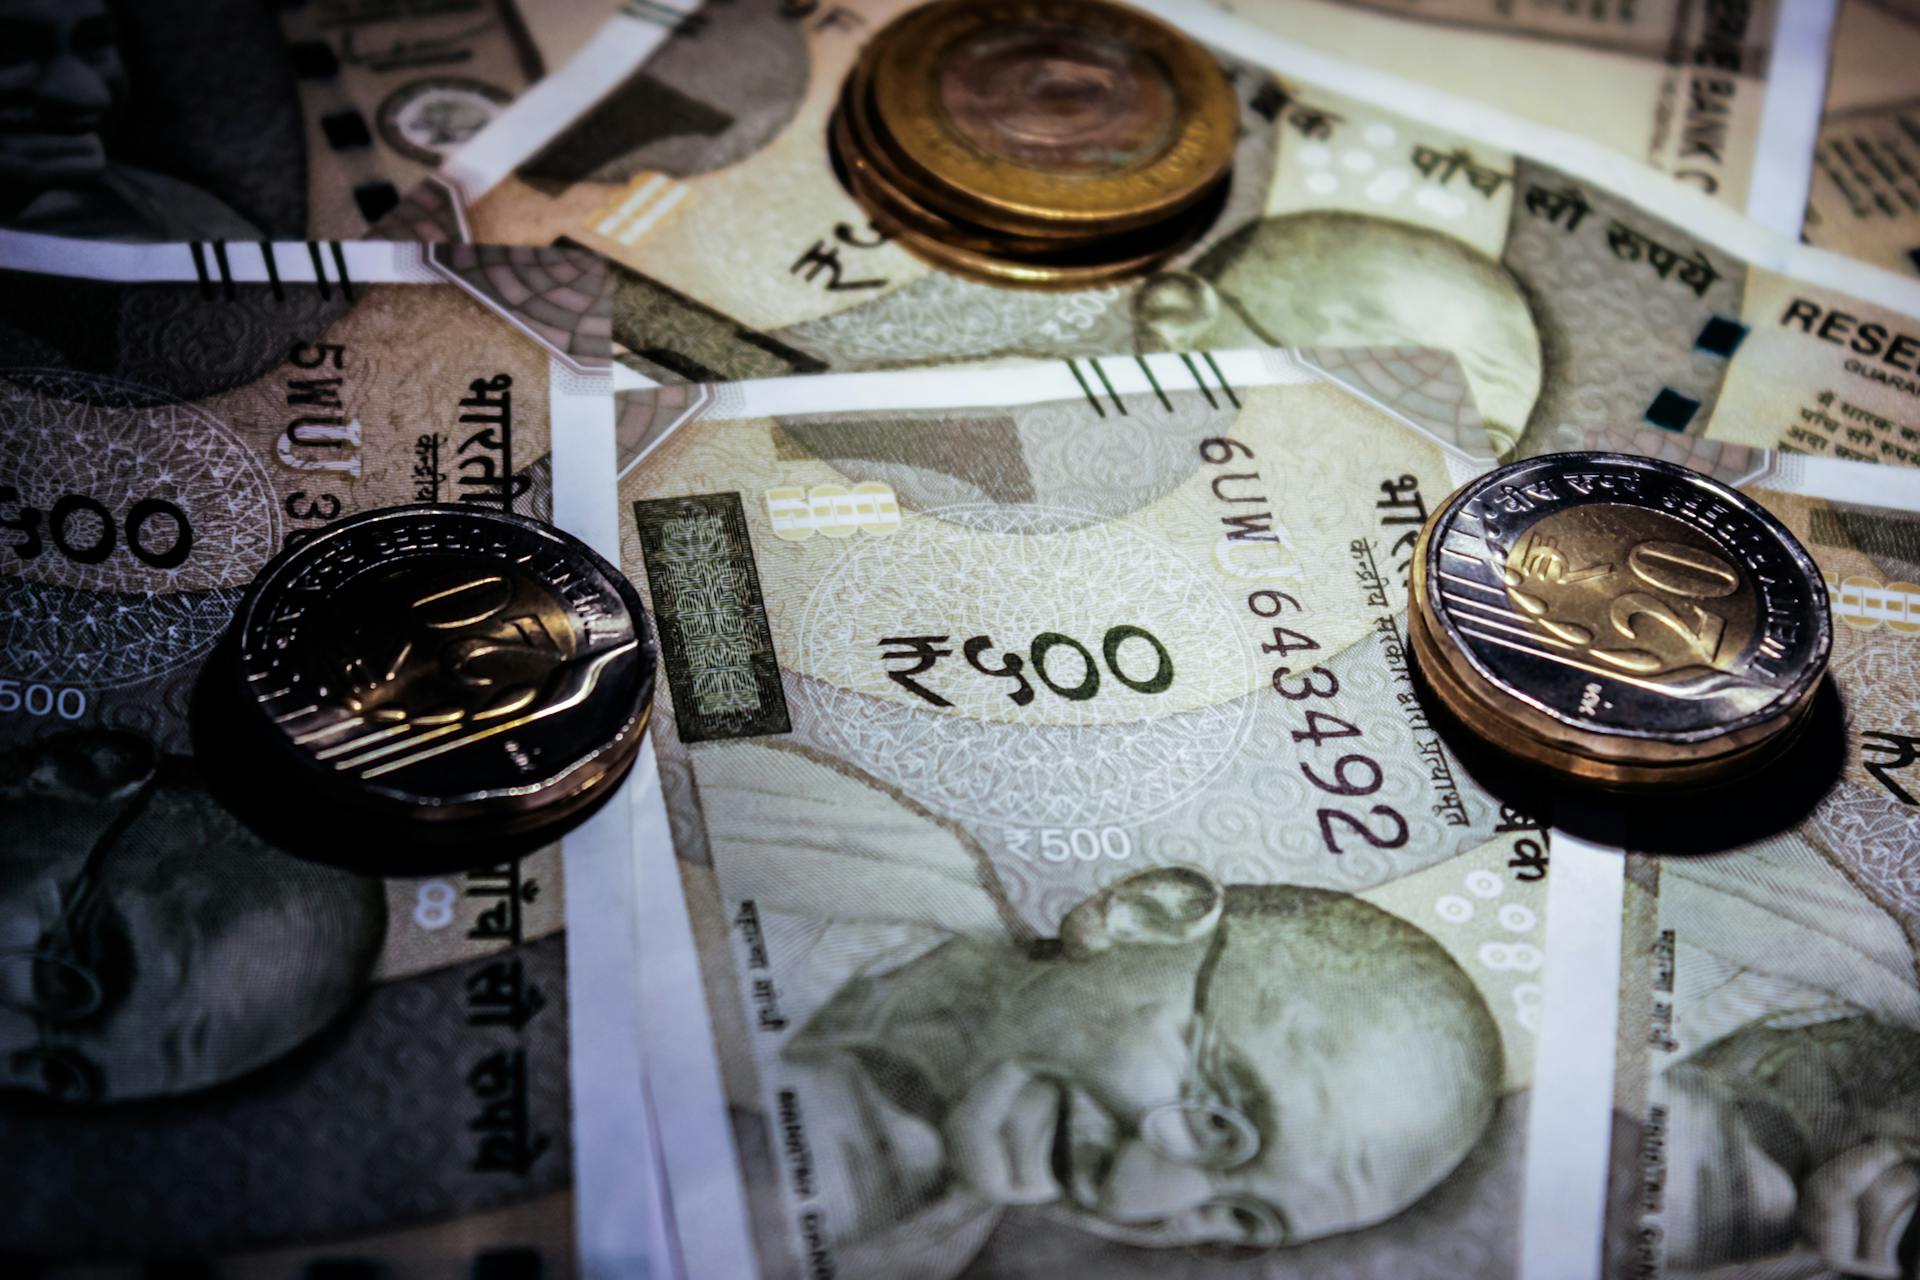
[1477,428,1920,1280]
[1215,0,1808,217]
[0,234,613,1273]
[589,348,1565,1279]
[411,0,1920,471]
[1804,0,1920,280]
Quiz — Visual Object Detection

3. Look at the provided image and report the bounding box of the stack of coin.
[1408,453,1831,789]
[229,505,655,871]
[831,0,1237,288]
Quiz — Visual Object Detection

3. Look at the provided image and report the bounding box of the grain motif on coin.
[233,506,655,864]
[1409,453,1831,788]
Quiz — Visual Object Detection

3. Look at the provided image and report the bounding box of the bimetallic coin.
[1410,453,1831,788]
[834,96,1222,288]
[829,0,1233,288]
[867,0,1236,236]
[828,0,1235,286]
[841,47,1149,251]
[874,0,1233,233]
[233,505,655,856]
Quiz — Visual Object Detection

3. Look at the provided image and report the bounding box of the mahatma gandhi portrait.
[0,0,261,240]
[0,729,386,1102]
[1132,211,1543,455]
[1659,1013,1920,1278]
[1610,804,1920,1280]
[764,862,1506,1277]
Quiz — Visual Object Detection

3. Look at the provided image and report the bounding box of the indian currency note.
[1501,433,1920,1280]
[580,347,1568,1279]
[1804,0,1920,281]
[0,0,617,242]
[1206,0,1831,225]
[0,233,634,1274]
[399,0,1920,472]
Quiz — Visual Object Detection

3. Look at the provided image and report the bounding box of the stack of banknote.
[3,2,1920,1278]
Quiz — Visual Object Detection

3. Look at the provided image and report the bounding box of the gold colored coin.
[834,82,1101,258]
[861,0,1237,239]
[830,1,1233,290]
[1407,452,1831,790]
[840,133,1221,286]
[833,89,1223,287]
[842,37,1125,248]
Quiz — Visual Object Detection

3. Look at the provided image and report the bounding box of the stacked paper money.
[4,2,1919,1277]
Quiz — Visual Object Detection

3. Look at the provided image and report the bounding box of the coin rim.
[840,50,1082,248]
[837,114,1224,288]
[864,0,1238,233]
[1406,593,1818,788]
[1411,451,1832,770]
[230,503,657,827]
[836,84,1102,257]
[846,161,1220,287]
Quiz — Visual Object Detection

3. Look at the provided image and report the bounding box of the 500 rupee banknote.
[0,233,635,1275]
[1207,0,1829,223]
[403,0,1920,472]
[1496,432,1920,1280]
[1805,0,1920,282]
[551,348,1567,1280]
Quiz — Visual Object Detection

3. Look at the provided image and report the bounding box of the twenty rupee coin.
[1409,453,1831,789]
[232,505,655,862]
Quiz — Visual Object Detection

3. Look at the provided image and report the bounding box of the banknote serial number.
[278,342,362,550]
[0,487,193,570]
[1202,435,1410,857]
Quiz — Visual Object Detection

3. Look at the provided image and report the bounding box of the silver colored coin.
[233,505,654,845]
[1413,452,1831,785]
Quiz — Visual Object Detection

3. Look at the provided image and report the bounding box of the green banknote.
[0,0,614,242]
[593,349,1563,1279]
[418,0,1920,468]
[0,235,619,1271]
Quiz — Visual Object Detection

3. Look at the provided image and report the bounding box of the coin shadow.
[1409,649,1846,856]
[190,637,619,878]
